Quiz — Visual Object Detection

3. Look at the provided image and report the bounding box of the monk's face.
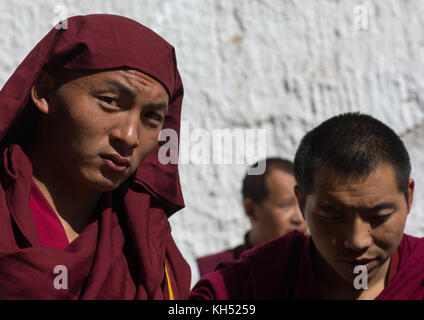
[253,169,308,242]
[34,69,169,191]
[297,164,414,285]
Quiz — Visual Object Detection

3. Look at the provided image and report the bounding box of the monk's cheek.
[376,214,406,252]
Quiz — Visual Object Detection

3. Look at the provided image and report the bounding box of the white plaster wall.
[1,0,424,287]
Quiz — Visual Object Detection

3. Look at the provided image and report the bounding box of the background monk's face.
[34,69,169,191]
[252,169,308,241]
[297,164,414,284]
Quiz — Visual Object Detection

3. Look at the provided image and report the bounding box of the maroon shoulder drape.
[190,231,424,300]
[0,14,190,299]
[197,233,252,277]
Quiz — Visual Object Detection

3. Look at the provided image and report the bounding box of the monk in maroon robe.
[197,233,252,278]
[196,158,307,277]
[0,14,190,299]
[191,113,424,300]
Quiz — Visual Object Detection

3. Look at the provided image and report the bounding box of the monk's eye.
[371,213,393,224]
[278,201,293,209]
[98,96,118,106]
[144,111,164,124]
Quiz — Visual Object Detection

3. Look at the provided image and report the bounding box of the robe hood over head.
[0,14,190,300]
[0,13,184,213]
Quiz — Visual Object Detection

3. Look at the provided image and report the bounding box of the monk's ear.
[294,185,306,219]
[406,178,415,213]
[243,198,257,223]
[30,71,54,115]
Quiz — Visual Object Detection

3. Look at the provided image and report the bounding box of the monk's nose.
[290,206,304,225]
[344,217,373,251]
[111,115,140,152]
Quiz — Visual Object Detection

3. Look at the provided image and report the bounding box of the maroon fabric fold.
[190,231,424,300]
[0,14,190,299]
[30,180,69,250]
[376,234,424,300]
[197,233,252,277]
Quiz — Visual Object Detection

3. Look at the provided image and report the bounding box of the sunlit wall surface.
[1,0,423,286]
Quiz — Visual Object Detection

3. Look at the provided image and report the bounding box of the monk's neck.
[248,228,272,246]
[30,152,102,242]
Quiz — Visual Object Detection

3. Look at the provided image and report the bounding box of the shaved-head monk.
[190,112,424,300]
[196,158,308,277]
[0,14,190,299]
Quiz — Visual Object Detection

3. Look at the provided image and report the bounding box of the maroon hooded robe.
[190,230,424,300]
[0,14,190,299]
[196,232,252,277]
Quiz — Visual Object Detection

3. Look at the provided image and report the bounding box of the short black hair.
[294,112,411,204]
[242,157,294,204]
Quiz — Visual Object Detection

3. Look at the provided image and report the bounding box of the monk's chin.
[335,262,380,287]
[92,168,132,190]
[78,172,128,193]
[93,177,127,192]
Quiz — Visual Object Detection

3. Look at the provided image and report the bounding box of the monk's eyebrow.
[145,102,169,114]
[100,80,168,112]
[369,202,398,211]
[319,202,398,212]
[319,204,344,212]
[102,79,137,97]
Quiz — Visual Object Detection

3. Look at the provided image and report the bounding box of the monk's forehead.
[310,164,402,202]
[88,69,161,84]
[111,69,167,95]
[53,68,169,100]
